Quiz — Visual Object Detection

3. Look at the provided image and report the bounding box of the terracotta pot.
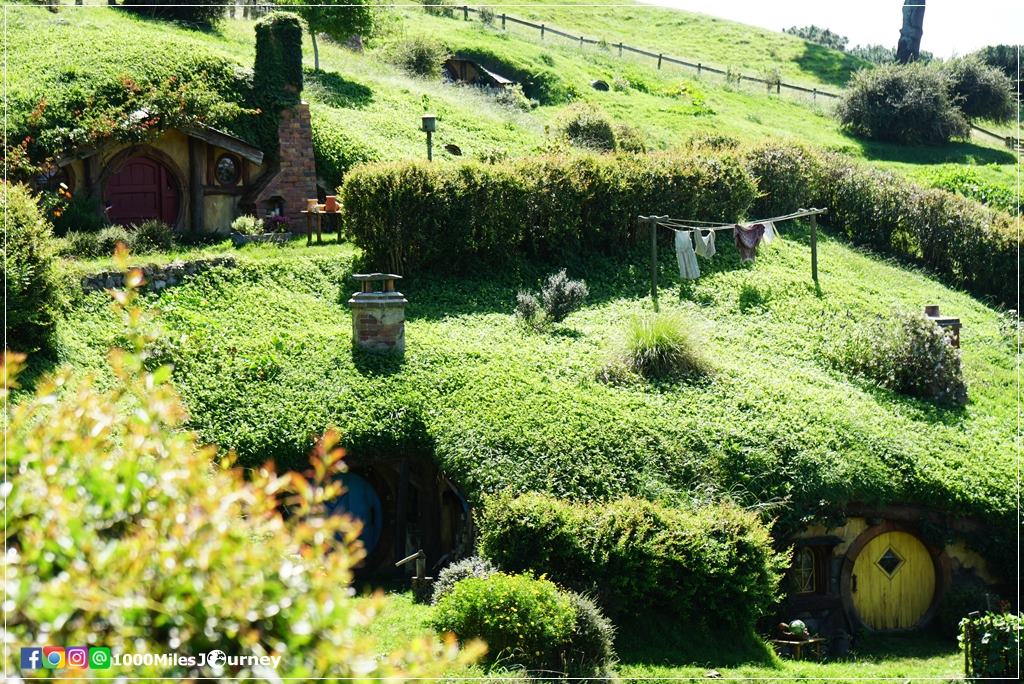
[324,195,339,212]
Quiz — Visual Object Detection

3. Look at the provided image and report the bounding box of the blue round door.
[328,473,384,555]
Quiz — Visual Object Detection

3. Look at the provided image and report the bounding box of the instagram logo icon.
[67,647,88,669]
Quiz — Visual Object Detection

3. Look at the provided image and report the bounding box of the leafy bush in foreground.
[341,152,757,274]
[2,264,473,678]
[477,492,786,628]
[823,310,967,407]
[563,591,617,677]
[836,63,969,144]
[2,183,63,354]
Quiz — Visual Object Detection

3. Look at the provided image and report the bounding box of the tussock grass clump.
[612,312,714,380]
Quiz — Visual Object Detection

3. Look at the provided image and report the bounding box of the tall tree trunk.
[896,0,925,64]
[312,32,320,71]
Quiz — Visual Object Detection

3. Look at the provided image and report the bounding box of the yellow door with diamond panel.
[851,531,936,630]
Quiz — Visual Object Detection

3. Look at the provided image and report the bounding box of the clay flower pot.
[324,195,339,213]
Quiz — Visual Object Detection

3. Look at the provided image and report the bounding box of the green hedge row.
[340,153,757,274]
[477,492,786,628]
[744,142,1018,308]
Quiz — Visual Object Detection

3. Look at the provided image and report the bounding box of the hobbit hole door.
[104,156,180,226]
[329,473,384,555]
[851,530,936,630]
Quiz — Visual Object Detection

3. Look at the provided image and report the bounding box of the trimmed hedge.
[477,492,786,628]
[341,152,757,274]
[745,142,1018,308]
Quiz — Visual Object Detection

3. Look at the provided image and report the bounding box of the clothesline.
[654,207,829,232]
[638,207,829,311]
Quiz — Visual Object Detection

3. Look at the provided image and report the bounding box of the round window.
[214,154,241,186]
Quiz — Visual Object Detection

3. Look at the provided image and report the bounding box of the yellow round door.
[851,530,936,630]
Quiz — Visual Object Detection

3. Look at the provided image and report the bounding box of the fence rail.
[456,5,840,102]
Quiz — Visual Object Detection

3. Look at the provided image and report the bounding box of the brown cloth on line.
[734,223,766,262]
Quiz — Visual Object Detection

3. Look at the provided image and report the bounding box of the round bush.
[943,57,1014,122]
[431,556,497,604]
[837,63,969,144]
[130,219,174,253]
[231,214,265,236]
[431,573,576,671]
[823,309,968,407]
[384,35,449,77]
[556,103,617,152]
[563,592,616,677]
[1,183,63,353]
[96,225,133,258]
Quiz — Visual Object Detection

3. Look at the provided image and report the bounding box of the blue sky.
[640,0,1022,59]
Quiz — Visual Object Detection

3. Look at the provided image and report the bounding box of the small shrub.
[420,0,455,18]
[823,309,968,407]
[47,192,107,235]
[616,311,713,380]
[516,270,588,328]
[837,63,969,144]
[555,103,617,152]
[431,573,576,672]
[431,556,497,605]
[119,0,226,27]
[943,57,1014,122]
[1,183,63,353]
[95,225,133,257]
[686,133,740,150]
[960,612,1021,679]
[384,35,449,78]
[231,214,266,236]
[563,592,616,677]
[130,219,174,253]
[478,492,786,628]
[494,83,535,111]
[614,123,647,153]
[478,5,495,25]
[61,230,101,259]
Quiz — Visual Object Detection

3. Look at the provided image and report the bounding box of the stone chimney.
[253,103,317,228]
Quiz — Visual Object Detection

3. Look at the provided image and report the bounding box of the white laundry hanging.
[674,230,700,279]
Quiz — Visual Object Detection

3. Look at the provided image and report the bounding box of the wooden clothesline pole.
[641,208,828,308]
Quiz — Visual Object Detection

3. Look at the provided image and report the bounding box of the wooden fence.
[455,4,840,103]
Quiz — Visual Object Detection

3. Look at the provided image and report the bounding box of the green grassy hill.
[56,225,1016,562]
[8,5,1017,197]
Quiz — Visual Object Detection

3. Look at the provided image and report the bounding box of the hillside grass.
[53,220,1016,566]
[10,5,1017,198]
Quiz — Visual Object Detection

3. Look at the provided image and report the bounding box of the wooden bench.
[770,637,826,661]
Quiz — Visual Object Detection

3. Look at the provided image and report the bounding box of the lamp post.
[421,114,436,161]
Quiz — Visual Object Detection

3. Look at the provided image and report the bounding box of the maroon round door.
[103,156,180,226]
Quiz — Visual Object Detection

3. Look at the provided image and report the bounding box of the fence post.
[541,23,545,39]
[462,5,468,20]
[649,218,659,311]
[501,12,505,29]
[580,35,584,49]
[812,88,817,102]
[618,42,623,56]
[777,82,781,94]
[810,213,819,283]
[657,53,663,69]
[697,62,702,76]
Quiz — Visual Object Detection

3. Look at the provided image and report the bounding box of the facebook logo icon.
[21,647,43,670]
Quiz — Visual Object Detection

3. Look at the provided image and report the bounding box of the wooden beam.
[189,138,204,233]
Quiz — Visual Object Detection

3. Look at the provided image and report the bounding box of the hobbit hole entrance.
[103,155,181,226]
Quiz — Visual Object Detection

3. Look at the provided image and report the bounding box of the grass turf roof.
[54,225,1016,564]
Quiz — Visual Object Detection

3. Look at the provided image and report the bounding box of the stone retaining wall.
[80,257,237,293]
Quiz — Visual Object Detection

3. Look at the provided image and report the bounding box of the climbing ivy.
[252,12,304,160]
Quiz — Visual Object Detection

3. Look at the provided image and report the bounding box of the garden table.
[770,637,826,661]
[301,210,342,245]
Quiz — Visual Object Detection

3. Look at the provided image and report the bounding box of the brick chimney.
[253,103,317,228]
[249,12,317,229]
